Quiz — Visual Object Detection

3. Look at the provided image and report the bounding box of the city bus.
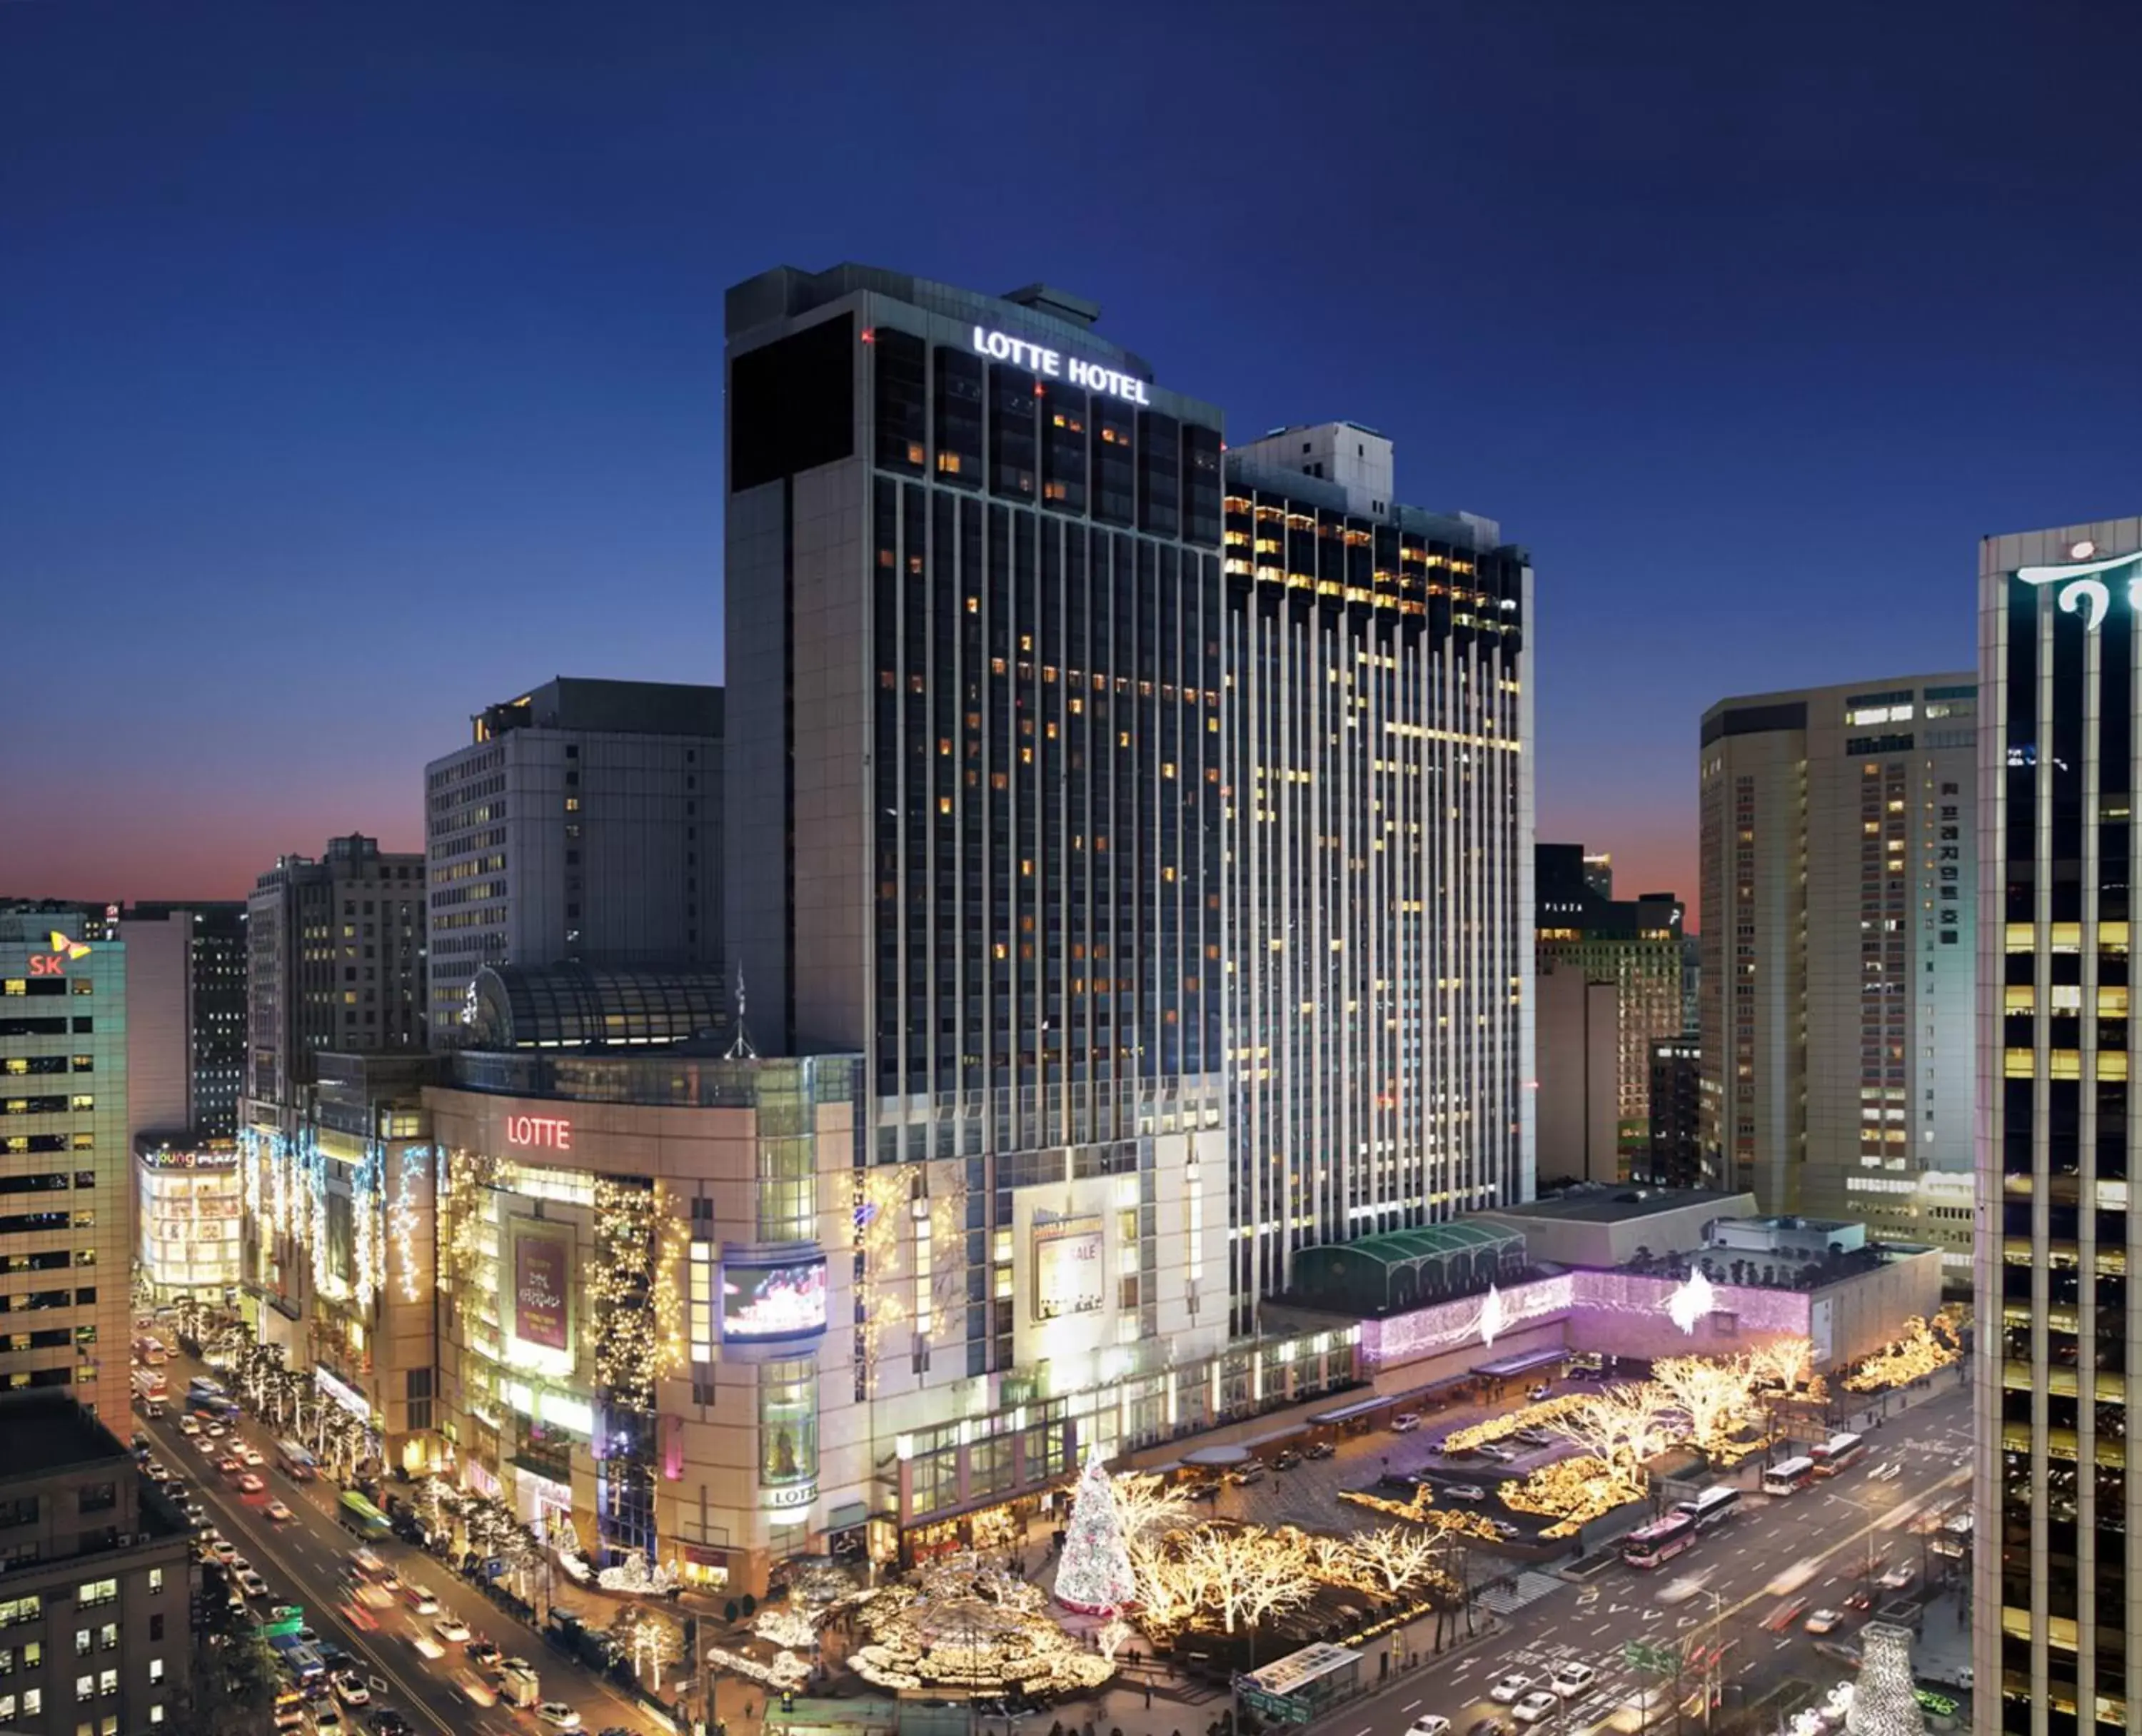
[336,1491,391,1540]
[273,1439,317,1481]
[1762,1456,1816,1496]
[1621,1511,1699,1569]
[131,1335,166,1367]
[1673,1486,1742,1531]
[1811,1433,1867,1476]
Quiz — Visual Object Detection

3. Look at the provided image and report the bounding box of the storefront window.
[970,1433,1012,1498]
[910,1446,957,1518]
[758,1359,818,1485]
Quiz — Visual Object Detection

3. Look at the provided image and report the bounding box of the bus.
[132,1336,166,1367]
[336,1491,391,1540]
[273,1439,317,1481]
[131,1367,167,1401]
[1812,1433,1867,1476]
[1673,1486,1742,1531]
[1762,1456,1816,1496]
[1621,1512,1699,1569]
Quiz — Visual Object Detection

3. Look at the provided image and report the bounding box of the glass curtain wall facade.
[1221,460,1532,1330]
[1976,517,2142,1736]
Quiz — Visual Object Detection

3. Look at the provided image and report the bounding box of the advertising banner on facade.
[720,1256,828,1342]
[514,1229,570,1352]
[1032,1216,1105,1321]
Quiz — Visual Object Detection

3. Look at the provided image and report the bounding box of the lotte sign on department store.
[969,326,1151,406]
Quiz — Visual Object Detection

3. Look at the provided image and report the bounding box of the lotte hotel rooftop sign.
[969,326,1152,406]
[2016,539,2142,632]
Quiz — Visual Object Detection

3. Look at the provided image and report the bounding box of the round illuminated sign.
[2072,540,2098,560]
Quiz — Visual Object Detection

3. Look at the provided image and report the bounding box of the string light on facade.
[1665,1266,1716,1335]
[391,1144,428,1304]
[1477,1281,1505,1349]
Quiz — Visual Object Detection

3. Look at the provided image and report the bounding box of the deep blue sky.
[5,0,2138,917]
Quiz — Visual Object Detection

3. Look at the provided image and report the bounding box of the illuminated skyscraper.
[1698,675,1976,1269]
[1221,426,1533,1327]
[1975,516,2142,1735]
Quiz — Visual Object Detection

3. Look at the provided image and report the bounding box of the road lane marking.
[1402,1699,1422,1711]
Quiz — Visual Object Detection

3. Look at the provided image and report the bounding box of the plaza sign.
[969,327,1152,405]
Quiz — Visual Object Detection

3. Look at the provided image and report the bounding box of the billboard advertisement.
[720,1256,828,1343]
[513,1230,570,1352]
[1032,1217,1105,1321]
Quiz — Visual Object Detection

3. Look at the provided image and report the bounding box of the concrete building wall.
[1537,962,1619,1185]
[116,913,190,1143]
[1470,1190,1759,1268]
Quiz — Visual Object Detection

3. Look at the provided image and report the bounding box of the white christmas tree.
[1845,1623,1926,1736]
[1054,1448,1136,1614]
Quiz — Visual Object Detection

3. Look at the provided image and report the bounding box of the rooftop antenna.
[725,959,758,1060]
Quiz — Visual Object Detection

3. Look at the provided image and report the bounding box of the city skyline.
[10,4,2142,913]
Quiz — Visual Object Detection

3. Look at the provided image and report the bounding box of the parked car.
[1527,1383,1552,1401]
[1551,1662,1597,1696]
[1272,1450,1302,1472]
[1514,1427,1554,1447]
[1489,1673,1534,1704]
[1304,1440,1335,1460]
[1185,1478,1222,1501]
[1227,1463,1265,1487]
[1444,1483,1489,1502]
[236,1569,269,1599]
[333,1670,371,1706]
[1512,1692,1559,1726]
[1390,1412,1422,1433]
[1488,1518,1522,1539]
[1474,1443,1517,1463]
[369,1714,412,1736]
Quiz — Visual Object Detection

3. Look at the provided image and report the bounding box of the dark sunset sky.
[5,1,2139,924]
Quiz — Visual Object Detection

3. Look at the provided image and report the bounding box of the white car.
[238,1445,263,1467]
[1390,1412,1422,1433]
[536,1705,581,1731]
[176,1415,201,1436]
[1512,1692,1559,1725]
[433,1614,471,1644]
[1407,1719,1451,1736]
[332,1670,370,1706]
[208,1538,236,1562]
[402,1583,440,1615]
[1552,1661,1597,1695]
[1444,1483,1489,1502]
[235,1569,268,1599]
[1489,1673,1534,1704]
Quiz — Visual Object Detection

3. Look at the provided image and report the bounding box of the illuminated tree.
[1176,1525,1314,1660]
[1344,1525,1446,1598]
[1548,1381,1676,1478]
[1651,1353,1756,1452]
[1110,1471,1194,1545]
[1749,1335,1816,1394]
[1844,1316,1960,1393]
[1499,1455,1645,1538]
[615,1605,684,1692]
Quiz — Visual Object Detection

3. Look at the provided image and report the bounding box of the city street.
[1293,1383,1975,1736]
[141,1363,670,1736]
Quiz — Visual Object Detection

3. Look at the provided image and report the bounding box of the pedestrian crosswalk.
[1473,1572,1566,1617]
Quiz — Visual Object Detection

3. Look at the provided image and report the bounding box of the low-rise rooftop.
[1490,1186,1744,1225]
[0,1391,126,1480]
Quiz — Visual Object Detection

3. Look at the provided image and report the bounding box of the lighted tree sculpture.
[1055,1450,1137,1614]
[1177,1525,1314,1660]
[1110,1470,1194,1545]
[1749,1335,1817,1395]
[1549,1381,1676,1479]
[1844,1315,1961,1393]
[1845,1623,1926,1736]
[1346,1525,1445,1598]
[615,1605,684,1692]
[1651,1353,1756,1453]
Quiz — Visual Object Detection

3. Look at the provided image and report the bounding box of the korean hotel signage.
[969,327,1152,406]
[2015,540,2142,633]
[503,1114,572,1151]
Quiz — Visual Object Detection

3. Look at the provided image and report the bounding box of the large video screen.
[721,1257,828,1342]
[1032,1218,1105,1321]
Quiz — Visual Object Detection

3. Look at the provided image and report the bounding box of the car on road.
[217,1454,244,1475]
[312,1707,345,1735]
[237,1473,265,1495]
[1551,1662,1597,1696]
[1803,1609,1846,1635]
[145,1458,169,1482]
[194,1436,220,1457]
[1465,1722,1508,1736]
[1185,1478,1222,1500]
[368,1714,411,1736]
[1514,1428,1554,1447]
[536,1706,582,1731]
[1761,1597,1809,1632]
[433,1615,470,1644]
[1511,1692,1559,1726]
[1407,1717,1452,1736]
[1843,1585,1874,1610]
[1813,1640,1863,1670]
[235,1569,268,1598]
[239,1445,264,1467]
[1227,1463,1264,1486]
[1444,1483,1489,1502]
[463,1639,501,1666]
[183,1502,206,1527]
[1930,1533,1966,1560]
[207,1535,236,1561]
[1390,1412,1422,1432]
[1487,1518,1522,1539]
[1304,1439,1335,1460]
[203,1421,226,1438]
[1489,1672,1534,1703]
[177,1415,200,1436]
[265,1499,293,1522]
[333,1670,371,1706]
[1272,1450,1302,1471]
[1877,1563,1916,1591]
[401,1583,439,1614]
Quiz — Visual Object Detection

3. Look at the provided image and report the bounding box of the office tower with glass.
[1976,516,2142,1735]
[1220,425,1532,1327]
[1698,675,1977,1267]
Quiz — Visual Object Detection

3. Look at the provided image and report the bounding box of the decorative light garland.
[1843,1312,1962,1393]
[590,1177,662,1411]
[351,1141,381,1313]
[391,1144,428,1304]
[306,1134,332,1297]
[442,1147,499,1293]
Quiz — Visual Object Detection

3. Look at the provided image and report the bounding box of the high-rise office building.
[119,902,246,1139]
[1221,425,1532,1323]
[0,912,131,1422]
[423,677,723,1039]
[724,264,1308,1479]
[1698,676,1976,1270]
[1975,517,2142,1735]
[1647,1033,1702,1189]
[245,834,426,1109]
[1534,844,1684,1185]
[0,1390,193,1732]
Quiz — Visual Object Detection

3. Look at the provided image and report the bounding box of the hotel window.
[932,348,984,484]
[873,327,927,473]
